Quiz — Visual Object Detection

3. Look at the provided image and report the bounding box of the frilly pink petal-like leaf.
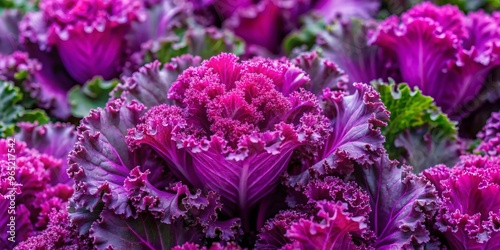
[355,155,438,249]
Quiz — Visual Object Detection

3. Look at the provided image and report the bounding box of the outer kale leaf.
[376,82,461,170]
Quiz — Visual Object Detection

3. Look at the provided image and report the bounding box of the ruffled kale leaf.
[354,154,438,249]
[257,176,373,249]
[288,83,389,185]
[423,155,500,249]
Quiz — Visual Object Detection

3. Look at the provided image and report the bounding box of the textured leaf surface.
[354,154,437,249]
[376,82,457,160]
[90,210,196,250]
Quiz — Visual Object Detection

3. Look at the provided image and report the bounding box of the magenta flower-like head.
[369,2,500,117]
[128,53,329,219]
[39,0,145,83]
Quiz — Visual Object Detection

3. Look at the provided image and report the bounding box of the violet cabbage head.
[15,0,146,118]
[27,0,146,83]
[127,53,330,223]
[369,2,500,118]
[257,176,374,249]
[258,152,438,249]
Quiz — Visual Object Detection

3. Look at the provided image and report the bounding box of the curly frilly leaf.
[68,76,119,118]
[423,155,500,249]
[377,82,456,144]
[113,55,202,106]
[354,154,438,249]
[292,50,348,94]
[258,176,373,249]
[256,210,306,249]
[68,97,181,217]
[289,83,389,185]
[124,166,227,229]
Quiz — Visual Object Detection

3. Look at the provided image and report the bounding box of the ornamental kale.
[13,0,147,118]
[127,53,330,225]
[63,51,438,248]
[370,2,500,118]
[259,152,438,249]
[22,0,145,83]
[257,176,374,249]
[287,2,500,122]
